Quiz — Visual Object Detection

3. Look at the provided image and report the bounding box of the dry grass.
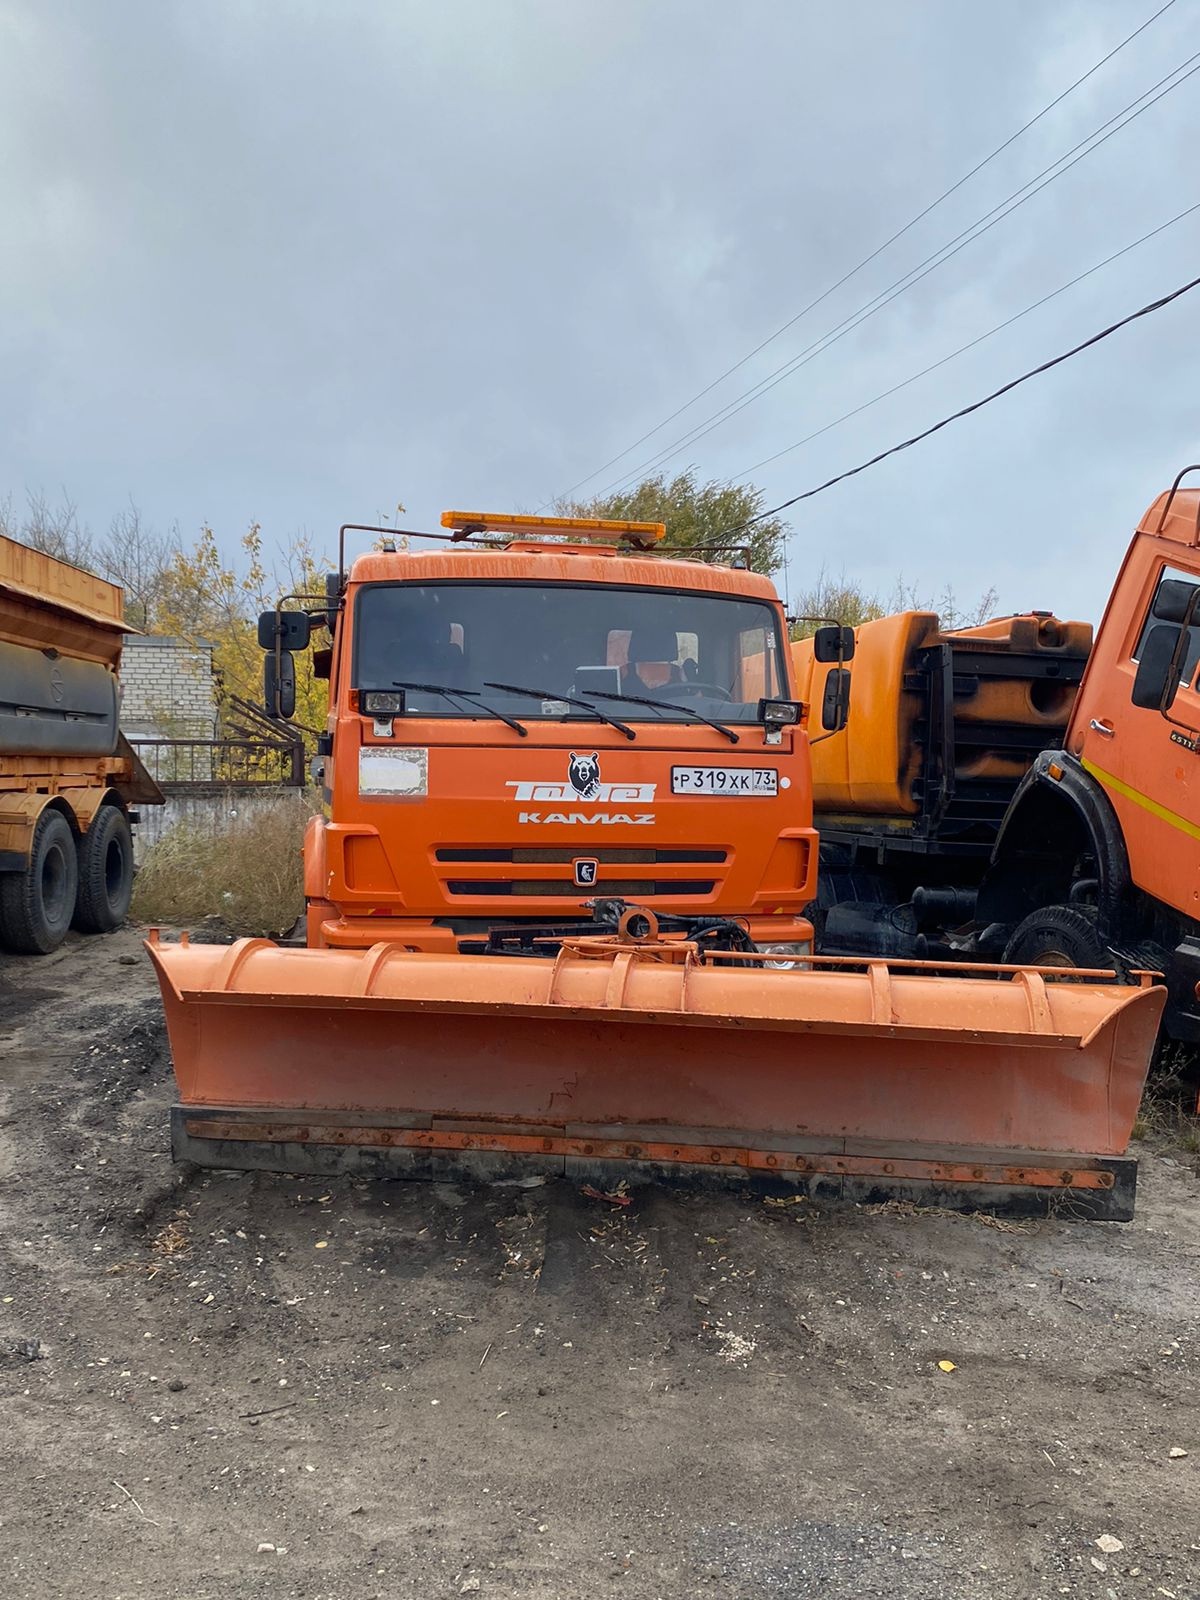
[151,1212,192,1257]
[863,1198,1038,1233]
[132,793,313,938]
[1131,1042,1200,1153]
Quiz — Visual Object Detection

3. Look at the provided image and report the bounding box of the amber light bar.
[441,510,666,545]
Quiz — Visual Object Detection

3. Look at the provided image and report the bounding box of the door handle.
[1089,718,1115,737]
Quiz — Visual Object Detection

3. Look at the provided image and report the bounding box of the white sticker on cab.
[359,746,428,797]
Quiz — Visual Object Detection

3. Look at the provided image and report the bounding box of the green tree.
[789,567,889,638]
[561,469,787,575]
[789,566,1000,639]
[154,521,332,738]
[885,575,1000,632]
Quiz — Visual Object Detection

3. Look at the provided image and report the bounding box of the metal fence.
[128,736,305,791]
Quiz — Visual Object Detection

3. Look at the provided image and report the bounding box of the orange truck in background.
[0,534,162,953]
[796,467,1200,1043]
[266,512,829,959]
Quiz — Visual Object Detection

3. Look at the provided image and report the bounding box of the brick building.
[120,636,218,741]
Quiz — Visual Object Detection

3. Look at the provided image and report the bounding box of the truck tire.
[1003,904,1111,971]
[73,804,134,934]
[0,808,79,954]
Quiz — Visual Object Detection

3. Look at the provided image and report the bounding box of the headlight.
[758,698,801,725]
[760,940,813,970]
[361,690,406,716]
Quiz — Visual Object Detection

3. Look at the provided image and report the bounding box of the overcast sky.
[2,0,1197,622]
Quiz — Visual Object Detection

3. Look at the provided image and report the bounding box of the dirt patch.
[1,928,1199,1599]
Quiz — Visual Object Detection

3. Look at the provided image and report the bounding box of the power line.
[720,270,1200,535]
[730,198,1200,481]
[598,48,1200,496]
[544,0,1178,505]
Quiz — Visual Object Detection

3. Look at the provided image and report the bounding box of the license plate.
[671,765,778,796]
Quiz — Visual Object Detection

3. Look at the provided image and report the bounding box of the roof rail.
[336,511,673,587]
[1153,465,1200,540]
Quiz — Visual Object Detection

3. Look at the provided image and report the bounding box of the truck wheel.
[73,804,134,934]
[1004,905,1111,971]
[0,808,79,954]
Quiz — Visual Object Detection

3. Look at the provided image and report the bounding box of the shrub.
[132,792,313,937]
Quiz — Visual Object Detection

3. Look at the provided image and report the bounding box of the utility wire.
[717,271,1200,538]
[730,198,1200,480]
[544,0,1178,505]
[598,49,1200,496]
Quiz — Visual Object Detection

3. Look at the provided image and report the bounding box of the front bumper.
[313,910,815,954]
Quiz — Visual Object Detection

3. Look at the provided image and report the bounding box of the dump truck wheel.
[73,804,134,934]
[1004,904,1110,972]
[0,808,79,955]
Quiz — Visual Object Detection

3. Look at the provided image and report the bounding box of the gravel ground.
[1,926,1198,1600]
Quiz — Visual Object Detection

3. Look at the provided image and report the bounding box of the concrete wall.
[120,636,218,740]
[133,783,303,860]
[120,642,307,858]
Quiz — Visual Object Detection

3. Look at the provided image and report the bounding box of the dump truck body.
[147,511,1162,1215]
[793,608,1092,955]
[801,472,1200,1042]
[0,535,163,953]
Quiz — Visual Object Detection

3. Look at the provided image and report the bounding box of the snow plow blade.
[145,931,1165,1219]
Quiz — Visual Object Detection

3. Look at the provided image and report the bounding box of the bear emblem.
[568,751,601,799]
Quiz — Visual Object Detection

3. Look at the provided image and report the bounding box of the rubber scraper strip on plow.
[145,925,1165,1220]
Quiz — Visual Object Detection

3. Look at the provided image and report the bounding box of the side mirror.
[324,572,344,634]
[264,649,297,720]
[813,624,856,663]
[821,667,851,732]
[1152,579,1200,625]
[1132,624,1183,712]
[257,609,311,651]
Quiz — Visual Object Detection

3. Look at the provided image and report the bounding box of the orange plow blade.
[145,933,1165,1218]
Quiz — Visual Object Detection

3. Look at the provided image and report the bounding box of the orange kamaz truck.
[797,467,1200,1043]
[287,512,822,959]
[0,533,162,953]
[144,509,1164,1217]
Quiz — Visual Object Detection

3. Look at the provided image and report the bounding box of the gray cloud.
[1,0,1196,621]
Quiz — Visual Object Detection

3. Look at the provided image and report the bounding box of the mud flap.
[148,933,1164,1218]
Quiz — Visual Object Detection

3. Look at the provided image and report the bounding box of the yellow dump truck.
[0,534,162,953]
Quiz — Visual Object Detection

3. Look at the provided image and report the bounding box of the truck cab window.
[354,581,784,723]
[1133,566,1200,688]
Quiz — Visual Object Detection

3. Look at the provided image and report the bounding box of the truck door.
[1077,561,1200,919]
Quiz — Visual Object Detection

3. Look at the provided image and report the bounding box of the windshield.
[353,581,784,722]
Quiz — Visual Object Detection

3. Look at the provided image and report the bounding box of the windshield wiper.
[390,680,528,737]
[584,687,739,744]
[483,681,637,741]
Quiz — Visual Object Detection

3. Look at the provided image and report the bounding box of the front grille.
[446,879,717,898]
[437,847,726,865]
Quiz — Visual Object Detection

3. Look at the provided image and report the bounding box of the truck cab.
[268,513,822,958]
[982,470,1200,1036]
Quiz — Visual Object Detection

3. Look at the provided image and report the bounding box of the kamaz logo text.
[518,811,656,826]
[506,781,657,803]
